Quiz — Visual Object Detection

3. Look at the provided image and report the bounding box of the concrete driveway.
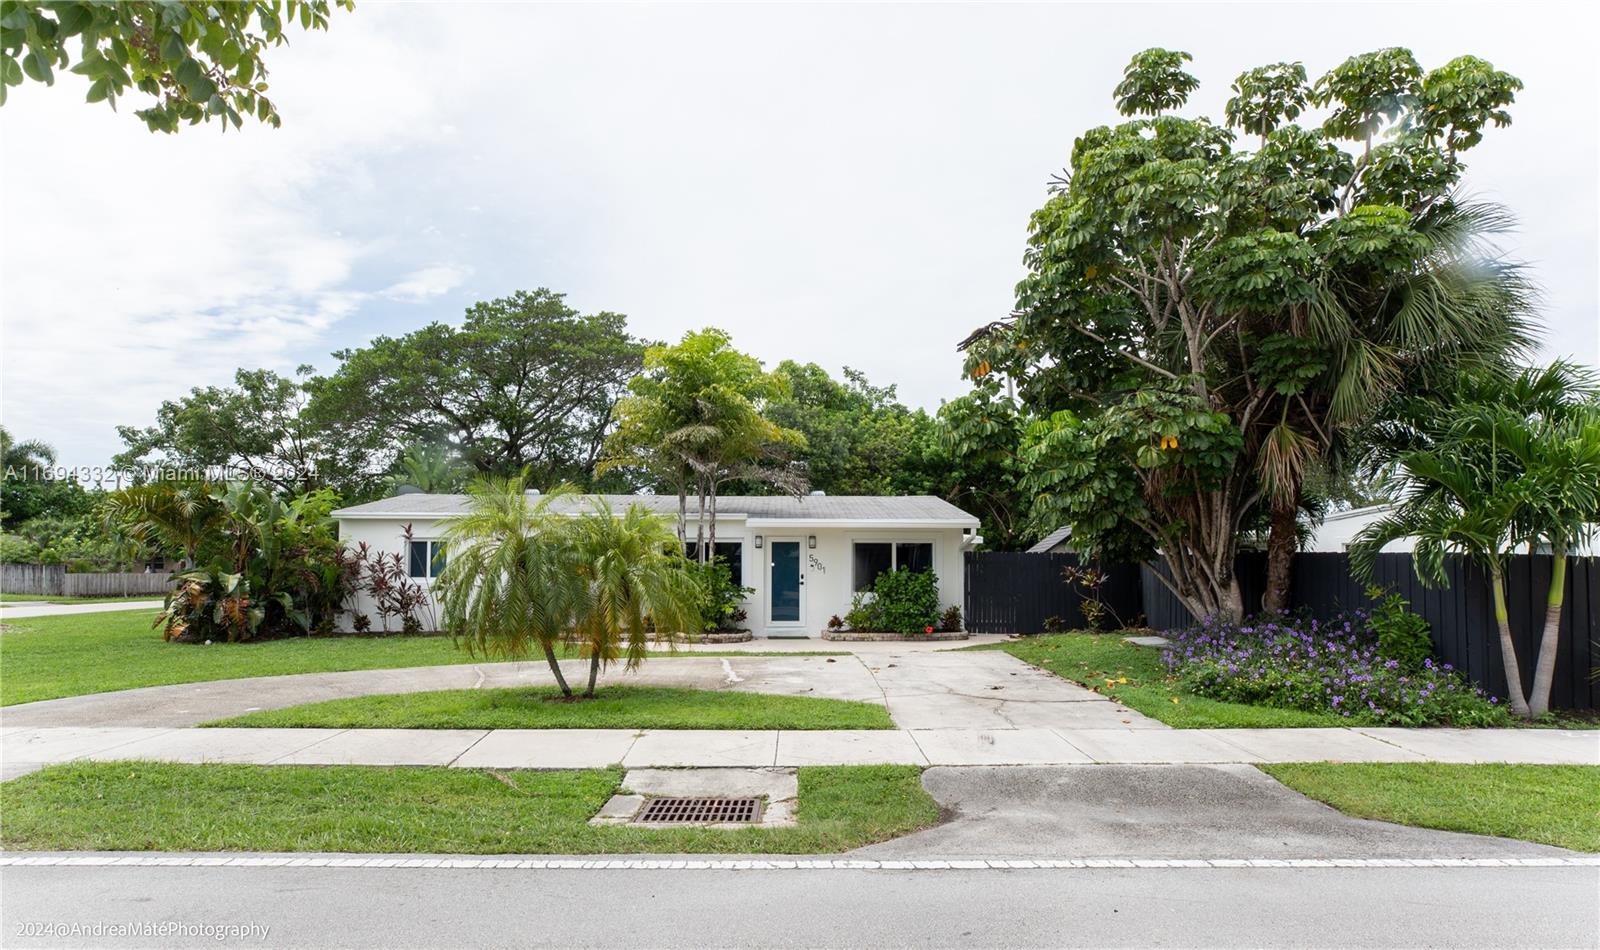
[858,764,1580,860]
[0,600,163,620]
[0,648,1159,730]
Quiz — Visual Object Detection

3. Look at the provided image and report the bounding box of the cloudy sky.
[3,1,1596,470]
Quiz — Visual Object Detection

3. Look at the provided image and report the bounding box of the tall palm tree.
[1259,199,1536,612]
[433,476,583,696]
[567,499,701,697]
[1351,363,1600,718]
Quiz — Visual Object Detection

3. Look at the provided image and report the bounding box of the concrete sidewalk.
[4,725,1594,778]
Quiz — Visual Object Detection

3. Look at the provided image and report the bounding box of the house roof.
[1026,525,1074,553]
[332,493,980,526]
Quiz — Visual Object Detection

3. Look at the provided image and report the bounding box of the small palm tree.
[567,499,701,697]
[433,476,583,696]
[1353,363,1600,718]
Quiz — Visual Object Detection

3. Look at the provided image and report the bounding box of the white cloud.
[382,264,472,303]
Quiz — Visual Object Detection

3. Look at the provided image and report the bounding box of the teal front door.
[769,540,802,624]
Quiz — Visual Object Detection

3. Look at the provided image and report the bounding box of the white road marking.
[1,854,1592,870]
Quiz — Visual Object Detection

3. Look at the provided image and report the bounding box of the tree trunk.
[708,485,718,559]
[1527,548,1568,718]
[1262,498,1297,614]
[695,480,708,563]
[584,652,601,698]
[541,641,573,697]
[676,485,688,548]
[1489,562,1531,718]
[1218,576,1245,624]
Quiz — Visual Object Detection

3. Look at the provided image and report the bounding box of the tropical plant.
[1351,363,1600,717]
[101,479,221,565]
[685,556,752,633]
[966,47,1531,619]
[385,442,469,495]
[114,480,348,640]
[155,566,258,642]
[565,499,702,696]
[0,1,352,131]
[603,328,805,560]
[433,476,583,695]
[1365,586,1434,669]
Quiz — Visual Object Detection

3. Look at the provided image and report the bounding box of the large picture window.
[684,541,744,587]
[853,540,933,592]
[407,540,447,579]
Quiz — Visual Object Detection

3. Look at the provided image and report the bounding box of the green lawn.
[1264,763,1600,852]
[207,685,894,730]
[982,632,1348,728]
[0,762,939,854]
[0,610,844,706]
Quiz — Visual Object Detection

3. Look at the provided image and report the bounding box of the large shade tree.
[116,367,367,496]
[310,289,647,489]
[968,47,1532,620]
[1351,364,1600,718]
[765,362,944,497]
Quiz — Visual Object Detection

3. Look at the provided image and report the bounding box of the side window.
[408,540,447,579]
[853,542,892,592]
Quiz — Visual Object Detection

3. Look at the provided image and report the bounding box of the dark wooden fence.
[963,552,1141,636]
[968,550,1599,711]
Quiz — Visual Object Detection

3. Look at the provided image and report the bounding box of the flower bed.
[1163,611,1509,727]
[821,629,967,642]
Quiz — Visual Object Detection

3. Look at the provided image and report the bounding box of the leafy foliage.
[0,1,351,131]
[603,328,804,560]
[766,363,944,496]
[846,568,940,635]
[144,483,348,642]
[1351,362,1600,717]
[115,368,367,496]
[1365,586,1434,670]
[966,46,1532,618]
[686,557,752,633]
[310,289,647,488]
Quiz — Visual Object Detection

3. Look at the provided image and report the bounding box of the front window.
[853,541,932,592]
[407,540,447,579]
[684,541,743,587]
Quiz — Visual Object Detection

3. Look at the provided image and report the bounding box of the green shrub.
[1366,586,1434,669]
[844,593,879,632]
[870,568,940,634]
[686,557,752,632]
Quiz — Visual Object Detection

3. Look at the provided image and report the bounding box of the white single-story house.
[332,492,983,637]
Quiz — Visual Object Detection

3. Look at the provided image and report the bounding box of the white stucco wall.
[334,514,971,637]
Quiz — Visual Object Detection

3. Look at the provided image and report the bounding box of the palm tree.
[433,476,583,696]
[1351,363,1600,718]
[1259,199,1536,612]
[566,499,702,697]
[101,479,221,566]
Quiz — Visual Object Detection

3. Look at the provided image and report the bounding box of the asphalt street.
[2,863,1595,948]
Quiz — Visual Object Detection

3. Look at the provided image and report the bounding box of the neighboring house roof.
[333,493,980,527]
[1027,525,1073,554]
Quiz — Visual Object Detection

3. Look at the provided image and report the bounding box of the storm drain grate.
[635,796,763,824]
